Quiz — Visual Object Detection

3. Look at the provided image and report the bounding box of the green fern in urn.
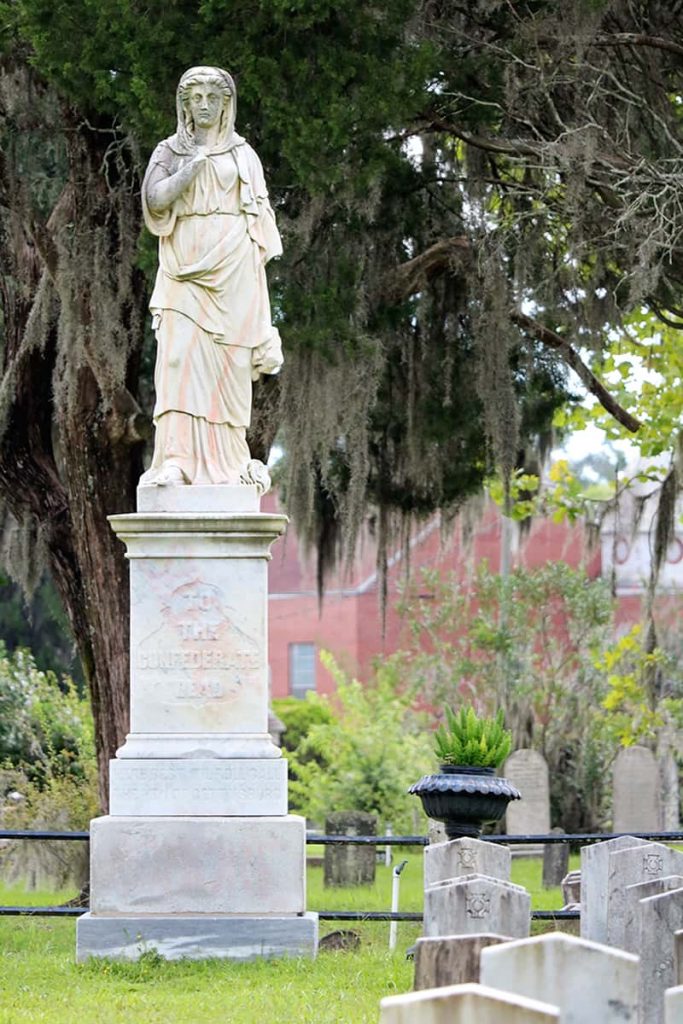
[434,706,512,770]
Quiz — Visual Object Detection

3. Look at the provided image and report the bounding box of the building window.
[289,642,316,699]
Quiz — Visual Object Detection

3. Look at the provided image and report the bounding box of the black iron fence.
[2,828,683,922]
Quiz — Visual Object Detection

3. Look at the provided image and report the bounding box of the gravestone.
[324,811,377,887]
[429,820,447,844]
[480,932,639,1024]
[614,876,683,954]
[542,828,569,889]
[423,873,530,939]
[660,747,680,830]
[637,888,683,1024]
[424,837,511,889]
[675,930,683,984]
[413,934,512,990]
[665,985,683,1024]
[561,870,581,906]
[380,983,560,1024]
[612,745,661,832]
[605,843,683,949]
[581,835,649,942]
[504,749,550,855]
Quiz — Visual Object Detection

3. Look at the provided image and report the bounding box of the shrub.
[0,644,92,784]
[287,652,432,833]
[272,695,335,753]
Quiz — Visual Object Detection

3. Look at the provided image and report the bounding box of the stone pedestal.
[77,487,318,961]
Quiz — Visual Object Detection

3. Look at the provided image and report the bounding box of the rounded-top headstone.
[612,744,661,832]
[324,811,377,887]
[504,749,550,855]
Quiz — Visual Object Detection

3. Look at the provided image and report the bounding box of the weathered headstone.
[424,837,511,889]
[606,843,683,949]
[561,870,581,906]
[429,820,447,844]
[581,835,649,942]
[660,748,680,831]
[665,985,683,1024]
[324,811,377,887]
[613,876,683,954]
[638,888,683,1024]
[612,745,661,832]
[542,828,569,889]
[380,983,560,1024]
[423,873,530,939]
[480,932,639,1024]
[413,934,512,990]
[504,749,550,855]
[675,930,683,984]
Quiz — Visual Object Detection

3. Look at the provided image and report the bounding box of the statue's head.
[176,66,236,149]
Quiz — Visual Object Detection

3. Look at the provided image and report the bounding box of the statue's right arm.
[145,151,207,215]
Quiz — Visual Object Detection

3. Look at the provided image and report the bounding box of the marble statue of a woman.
[140,66,283,489]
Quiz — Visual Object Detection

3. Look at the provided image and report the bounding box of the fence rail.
[3,828,682,921]
[4,829,683,844]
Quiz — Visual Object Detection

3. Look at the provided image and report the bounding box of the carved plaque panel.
[129,557,266,734]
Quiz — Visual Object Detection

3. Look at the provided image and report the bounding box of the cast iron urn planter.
[409,765,521,840]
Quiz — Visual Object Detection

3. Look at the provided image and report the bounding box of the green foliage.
[0,574,81,683]
[596,624,683,748]
[287,651,432,832]
[0,645,93,785]
[272,694,334,753]
[434,706,511,769]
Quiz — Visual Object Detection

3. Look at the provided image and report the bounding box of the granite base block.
[109,757,287,816]
[76,912,318,962]
[90,815,306,915]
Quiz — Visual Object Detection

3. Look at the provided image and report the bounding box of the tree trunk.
[0,77,147,809]
[57,363,142,808]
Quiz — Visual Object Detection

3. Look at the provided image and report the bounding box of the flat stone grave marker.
[613,744,661,833]
[428,820,447,844]
[423,873,530,939]
[665,984,683,1023]
[613,876,683,954]
[638,888,683,1024]
[542,828,569,889]
[380,983,560,1023]
[606,843,683,948]
[424,837,511,889]
[413,934,512,990]
[675,930,683,984]
[581,835,649,942]
[504,749,550,855]
[323,811,376,887]
[561,870,580,906]
[480,931,639,1023]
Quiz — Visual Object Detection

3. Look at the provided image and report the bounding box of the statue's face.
[186,81,225,131]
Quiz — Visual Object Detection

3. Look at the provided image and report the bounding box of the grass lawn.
[0,853,574,1023]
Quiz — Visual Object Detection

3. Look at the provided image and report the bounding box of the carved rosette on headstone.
[76,486,318,961]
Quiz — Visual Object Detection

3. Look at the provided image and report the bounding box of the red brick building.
[267,478,683,700]
[266,492,632,700]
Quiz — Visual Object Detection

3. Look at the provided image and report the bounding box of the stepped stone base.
[90,815,305,915]
[109,758,287,816]
[76,912,318,962]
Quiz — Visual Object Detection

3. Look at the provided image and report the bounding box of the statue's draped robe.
[142,133,282,484]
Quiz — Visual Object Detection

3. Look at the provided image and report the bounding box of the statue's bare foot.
[154,463,189,486]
